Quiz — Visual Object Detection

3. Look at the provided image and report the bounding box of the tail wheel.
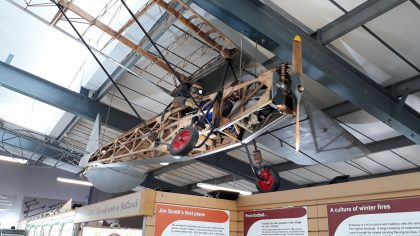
[169,126,199,156]
[256,166,280,193]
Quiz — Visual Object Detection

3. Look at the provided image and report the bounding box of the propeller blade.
[292,35,303,152]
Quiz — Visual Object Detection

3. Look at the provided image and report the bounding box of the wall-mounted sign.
[244,207,308,236]
[0,194,17,212]
[154,204,230,236]
[0,229,26,236]
[328,197,420,236]
[75,192,141,223]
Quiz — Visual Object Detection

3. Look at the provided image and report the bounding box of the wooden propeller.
[292,35,303,152]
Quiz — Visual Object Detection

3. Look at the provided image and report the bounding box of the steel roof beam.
[0,62,141,131]
[324,74,420,117]
[366,135,415,153]
[308,165,420,188]
[192,0,420,145]
[313,0,408,44]
[0,127,82,163]
[182,134,415,190]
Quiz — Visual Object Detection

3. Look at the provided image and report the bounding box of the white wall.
[0,161,90,229]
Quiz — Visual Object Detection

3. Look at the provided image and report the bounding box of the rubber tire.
[255,166,280,193]
[169,126,199,156]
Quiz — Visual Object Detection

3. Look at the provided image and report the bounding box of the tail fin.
[59,199,73,213]
[79,114,101,167]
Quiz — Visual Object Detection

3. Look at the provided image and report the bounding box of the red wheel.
[169,126,199,156]
[256,166,280,193]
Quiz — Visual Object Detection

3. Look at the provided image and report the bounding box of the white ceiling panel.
[64,118,123,150]
[330,27,418,86]
[352,157,391,174]
[83,119,122,137]
[100,93,156,119]
[194,162,229,177]
[278,171,313,185]
[336,121,372,144]
[406,92,420,113]
[193,188,208,195]
[334,0,367,11]
[366,2,420,70]
[227,145,288,165]
[135,58,172,79]
[301,74,344,109]
[391,145,420,166]
[337,110,400,141]
[325,161,367,177]
[172,163,227,182]
[219,180,258,192]
[108,85,167,114]
[269,0,343,31]
[289,168,330,183]
[367,150,417,171]
[236,179,258,191]
[158,164,226,185]
[227,149,250,164]
[64,136,86,150]
[156,172,191,186]
[305,165,344,180]
[131,66,176,91]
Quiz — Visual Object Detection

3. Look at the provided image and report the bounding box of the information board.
[328,197,420,236]
[244,207,308,236]
[154,204,230,236]
[0,194,16,212]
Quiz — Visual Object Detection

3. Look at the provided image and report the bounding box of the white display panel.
[49,224,61,236]
[328,197,420,236]
[61,223,74,236]
[244,207,308,236]
[81,226,142,236]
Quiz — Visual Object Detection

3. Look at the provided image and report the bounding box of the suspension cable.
[119,0,217,127]
[51,0,152,133]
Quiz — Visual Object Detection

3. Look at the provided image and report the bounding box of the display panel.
[244,207,308,236]
[81,226,142,236]
[61,223,74,236]
[41,225,51,236]
[154,204,230,236]
[328,197,420,236]
[49,224,61,236]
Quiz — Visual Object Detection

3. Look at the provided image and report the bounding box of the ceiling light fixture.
[159,162,169,166]
[57,177,93,186]
[196,183,252,195]
[0,155,28,164]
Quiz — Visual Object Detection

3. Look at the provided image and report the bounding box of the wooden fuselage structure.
[88,67,295,166]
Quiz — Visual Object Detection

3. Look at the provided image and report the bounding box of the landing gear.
[245,141,281,193]
[169,126,199,156]
[255,166,280,193]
